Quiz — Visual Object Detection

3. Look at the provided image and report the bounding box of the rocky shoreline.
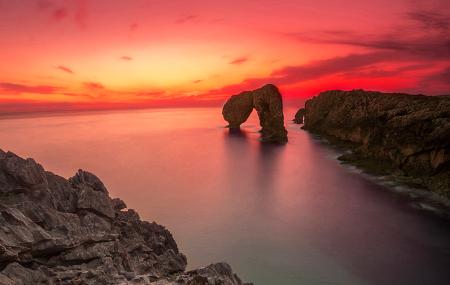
[0,149,251,285]
[294,89,450,215]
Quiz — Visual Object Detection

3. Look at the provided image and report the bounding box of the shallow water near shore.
[1,108,450,285]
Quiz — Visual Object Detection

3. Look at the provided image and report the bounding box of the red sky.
[1,0,449,113]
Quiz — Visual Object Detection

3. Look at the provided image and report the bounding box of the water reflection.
[0,108,449,285]
[226,127,249,139]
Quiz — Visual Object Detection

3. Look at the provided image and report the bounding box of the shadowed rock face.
[222,84,288,143]
[0,150,251,285]
[299,89,450,197]
[293,108,305,124]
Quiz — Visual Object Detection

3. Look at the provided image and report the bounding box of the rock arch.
[222,84,288,143]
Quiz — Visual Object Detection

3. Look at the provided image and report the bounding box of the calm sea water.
[1,108,449,285]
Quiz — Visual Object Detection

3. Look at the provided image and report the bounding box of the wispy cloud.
[135,91,166,97]
[175,14,199,24]
[74,0,88,29]
[120,56,133,61]
[56,65,74,74]
[287,10,450,60]
[129,23,138,32]
[0,82,62,95]
[407,10,450,31]
[52,7,68,21]
[229,57,249,65]
[83,81,104,90]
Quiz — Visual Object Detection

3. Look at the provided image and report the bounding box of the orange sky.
[1,0,449,113]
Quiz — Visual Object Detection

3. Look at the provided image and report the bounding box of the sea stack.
[293,108,305,124]
[297,89,450,197]
[222,84,288,143]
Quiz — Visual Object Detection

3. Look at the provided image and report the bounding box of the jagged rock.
[0,151,47,188]
[153,263,252,285]
[222,84,288,143]
[70,169,108,193]
[77,187,115,218]
[293,108,305,124]
[112,198,127,211]
[0,150,250,285]
[300,89,450,197]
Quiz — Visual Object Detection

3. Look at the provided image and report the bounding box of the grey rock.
[70,169,108,193]
[0,150,250,285]
[77,187,115,218]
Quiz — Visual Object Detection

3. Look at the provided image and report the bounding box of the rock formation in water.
[298,89,450,197]
[222,84,288,143]
[293,108,305,124]
[0,149,251,285]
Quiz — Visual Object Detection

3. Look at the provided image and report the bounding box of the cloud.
[229,57,249,65]
[120,56,133,61]
[0,82,62,94]
[36,0,88,28]
[417,66,450,91]
[61,92,95,99]
[37,1,53,10]
[129,23,138,32]
[285,9,450,64]
[83,81,104,90]
[202,50,444,97]
[175,15,199,24]
[56,65,74,74]
[74,0,88,29]
[51,7,69,21]
[193,79,203,84]
[407,10,450,31]
[135,91,166,98]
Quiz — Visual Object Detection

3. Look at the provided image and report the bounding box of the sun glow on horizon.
[0,0,449,113]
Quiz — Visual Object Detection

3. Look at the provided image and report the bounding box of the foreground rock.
[222,84,288,143]
[0,149,251,285]
[298,89,450,198]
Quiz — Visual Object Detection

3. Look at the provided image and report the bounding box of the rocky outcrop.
[299,89,450,197]
[293,108,305,124]
[222,84,288,143]
[0,149,251,285]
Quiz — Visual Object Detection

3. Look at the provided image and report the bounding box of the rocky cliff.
[222,84,288,143]
[0,149,250,285]
[298,90,450,197]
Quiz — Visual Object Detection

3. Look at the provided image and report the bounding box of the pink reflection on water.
[1,108,449,285]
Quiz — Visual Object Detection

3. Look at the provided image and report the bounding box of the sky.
[0,0,449,113]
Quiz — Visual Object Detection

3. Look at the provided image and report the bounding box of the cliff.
[298,90,450,198]
[0,149,250,285]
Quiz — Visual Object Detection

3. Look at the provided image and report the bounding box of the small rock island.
[222,84,288,143]
[0,150,251,285]
[295,89,450,198]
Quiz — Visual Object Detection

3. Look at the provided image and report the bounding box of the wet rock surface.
[0,150,251,285]
[222,84,288,143]
[299,89,450,198]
